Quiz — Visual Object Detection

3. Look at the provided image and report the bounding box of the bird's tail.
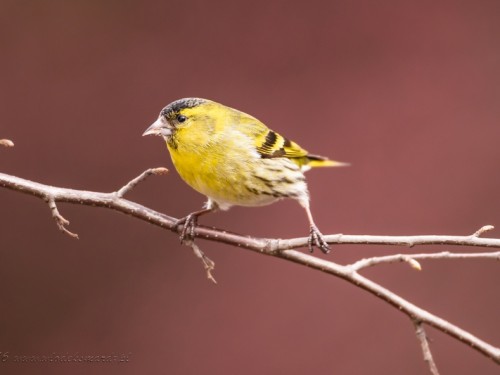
[305,154,350,168]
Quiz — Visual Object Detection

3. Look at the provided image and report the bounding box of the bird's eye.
[177,115,187,123]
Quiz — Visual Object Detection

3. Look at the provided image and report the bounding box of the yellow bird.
[143,98,347,253]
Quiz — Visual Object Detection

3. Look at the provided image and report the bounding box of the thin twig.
[472,225,495,237]
[351,251,500,271]
[116,167,168,198]
[413,319,440,375]
[187,240,217,284]
[0,171,499,366]
[47,197,79,238]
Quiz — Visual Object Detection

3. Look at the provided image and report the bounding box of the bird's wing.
[231,109,309,160]
[233,110,344,169]
[236,115,308,159]
[255,128,308,159]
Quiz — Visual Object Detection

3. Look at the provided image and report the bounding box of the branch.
[0,170,499,369]
[273,229,500,251]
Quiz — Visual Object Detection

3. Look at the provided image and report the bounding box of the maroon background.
[1,1,499,374]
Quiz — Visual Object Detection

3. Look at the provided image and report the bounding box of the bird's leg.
[308,224,330,254]
[175,201,218,244]
[176,208,211,243]
[303,204,330,254]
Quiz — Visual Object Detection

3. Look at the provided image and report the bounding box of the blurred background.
[1,0,499,374]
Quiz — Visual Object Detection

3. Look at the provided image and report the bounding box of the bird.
[142,98,347,253]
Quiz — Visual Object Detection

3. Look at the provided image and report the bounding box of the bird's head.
[142,97,210,140]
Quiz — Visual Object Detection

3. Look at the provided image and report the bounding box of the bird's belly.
[168,144,308,208]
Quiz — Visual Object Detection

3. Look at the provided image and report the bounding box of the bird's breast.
[166,134,309,208]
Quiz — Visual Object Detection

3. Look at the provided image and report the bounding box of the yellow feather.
[143,98,348,254]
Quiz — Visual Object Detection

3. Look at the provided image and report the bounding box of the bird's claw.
[308,225,330,254]
[176,214,198,244]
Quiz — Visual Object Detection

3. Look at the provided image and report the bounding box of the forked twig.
[187,241,217,284]
[47,197,79,238]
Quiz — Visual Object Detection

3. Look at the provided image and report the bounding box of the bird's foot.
[175,213,198,244]
[308,225,330,254]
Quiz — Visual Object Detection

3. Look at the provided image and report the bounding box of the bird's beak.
[142,118,172,137]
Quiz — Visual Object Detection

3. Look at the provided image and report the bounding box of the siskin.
[143,98,347,253]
